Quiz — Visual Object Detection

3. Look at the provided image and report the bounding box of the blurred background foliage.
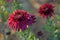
[0,0,60,40]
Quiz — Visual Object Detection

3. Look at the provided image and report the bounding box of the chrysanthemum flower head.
[37,31,43,36]
[7,10,36,31]
[38,4,54,18]
[5,0,12,3]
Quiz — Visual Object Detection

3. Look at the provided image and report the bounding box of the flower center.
[14,14,25,21]
[43,8,51,15]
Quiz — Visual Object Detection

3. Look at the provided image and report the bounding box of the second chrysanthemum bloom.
[7,10,36,31]
[38,4,54,18]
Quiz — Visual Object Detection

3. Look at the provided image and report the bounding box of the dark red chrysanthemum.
[38,4,54,18]
[37,31,43,36]
[5,0,12,3]
[7,10,36,31]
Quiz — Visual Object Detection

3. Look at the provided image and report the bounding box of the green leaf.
[56,15,60,21]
